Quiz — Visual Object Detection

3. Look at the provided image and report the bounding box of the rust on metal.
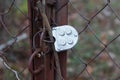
[28,0,68,80]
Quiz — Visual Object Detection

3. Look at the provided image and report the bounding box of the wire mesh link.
[67,0,120,80]
[0,0,120,80]
[0,0,29,80]
[48,0,120,79]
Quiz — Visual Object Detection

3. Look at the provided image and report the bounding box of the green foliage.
[68,0,120,79]
[20,1,28,14]
[85,1,96,12]
[4,70,16,80]
[16,0,28,16]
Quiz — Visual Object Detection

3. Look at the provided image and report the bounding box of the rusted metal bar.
[55,0,68,79]
[28,0,45,80]
[28,0,68,80]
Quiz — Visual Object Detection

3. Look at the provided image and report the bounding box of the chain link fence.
[0,0,29,80]
[0,0,120,80]
[68,0,120,80]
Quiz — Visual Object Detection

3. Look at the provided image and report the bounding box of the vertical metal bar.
[27,0,34,79]
[28,0,68,80]
[55,0,68,79]
[28,0,54,80]
[28,0,44,80]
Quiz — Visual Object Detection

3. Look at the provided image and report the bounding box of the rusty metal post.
[55,0,68,79]
[28,0,68,80]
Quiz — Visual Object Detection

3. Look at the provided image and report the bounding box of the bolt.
[68,39,73,44]
[66,29,72,35]
[74,33,78,37]
[60,41,66,46]
[58,30,65,36]
[57,40,66,46]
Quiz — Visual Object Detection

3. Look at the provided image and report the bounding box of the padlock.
[52,25,78,52]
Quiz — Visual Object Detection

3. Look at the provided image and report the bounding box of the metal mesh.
[0,0,120,80]
[67,0,120,80]
[0,0,29,80]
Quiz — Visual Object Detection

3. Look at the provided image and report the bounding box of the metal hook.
[33,31,42,49]
[28,49,44,74]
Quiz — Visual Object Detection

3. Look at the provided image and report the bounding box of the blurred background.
[0,0,120,80]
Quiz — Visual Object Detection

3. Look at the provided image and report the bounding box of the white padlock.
[52,25,78,52]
